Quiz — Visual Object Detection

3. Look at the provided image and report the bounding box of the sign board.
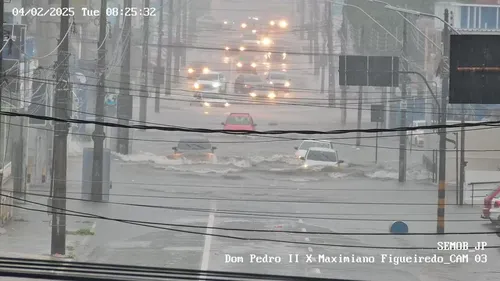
[338,55,399,87]
[2,24,26,60]
[370,104,384,122]
[449,34,500,104]
[105,93,118,106]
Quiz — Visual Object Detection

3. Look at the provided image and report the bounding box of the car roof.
[179,137,211,142]
[307,147,337,153]
[301,139,330,143]
[228,113,251,116]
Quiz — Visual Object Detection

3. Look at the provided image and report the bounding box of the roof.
[307,147,337,153]
[179,137,210,142]
[228,112,251,116]
[301,139,330,143]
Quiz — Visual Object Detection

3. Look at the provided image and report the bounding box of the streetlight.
[384,5,461,34]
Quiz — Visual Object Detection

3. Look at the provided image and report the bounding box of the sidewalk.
[0,157,97,260]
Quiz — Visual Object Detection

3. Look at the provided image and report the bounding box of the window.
[245,75,262,82]
[299,141,330,150]
[306,150,338,162]
[178,140,212,150]
[226,115,251,125]
[269,73,286,80]
[198,73,219,80]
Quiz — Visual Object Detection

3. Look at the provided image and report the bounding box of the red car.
[221,113,257,131]
[482,185,500,220]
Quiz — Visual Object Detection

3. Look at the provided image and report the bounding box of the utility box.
[82,148,111,202]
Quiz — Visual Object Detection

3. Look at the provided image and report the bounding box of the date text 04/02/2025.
[224,253,488,265]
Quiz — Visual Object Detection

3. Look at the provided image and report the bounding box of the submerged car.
[197,92,230,108]
[222,113,256,131]
[248,84,276,100]
[168,138,217,163]
[187,62,210,80]
[234,74,264,94]
[294,140,334,158]
[301,147,344,168]
[193,72,227,94]
[265,71,291,95]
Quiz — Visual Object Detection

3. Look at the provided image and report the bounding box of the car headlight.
[252,29,257,34]
[194,82,200,89]
[250,92,256,97]
[224,102,230,107]
[262,38,271,45]
[188,68,194,73]
[204,102,210,107]
[225,46,230,51]
[241,23,247,28]
[303,164,308,168]
[279,20,288,28]
[270,20,276,26]
[212,82,221,87]
[269,81,273,84]
[236,62,243,67]
[284,81,290,87]
[239,46,245,51]
[268,92,276,99]
[202,67,210,74]
[251,63,257,68]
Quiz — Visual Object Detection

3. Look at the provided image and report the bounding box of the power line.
[4,195,499,249]
[2,110,500,136]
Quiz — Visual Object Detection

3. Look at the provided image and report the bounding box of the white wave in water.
[163,165,241,174]
[364,163,430,181]
[114,152,182,165]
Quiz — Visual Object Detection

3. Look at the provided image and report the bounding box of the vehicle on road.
[192,92,230,108]
[301,147,344,168]
[265,71,291,96]
[248,84,276,101]
[482,185,500,221]
[193,72,228,94]
[187,62,210,80]
[221,113,256,131]
[489,200,500,225]
[235,53,259,74]
[234,74,264,94]
[410,120,426,147]
[168,138,217,163]
[265,47,288,71]
[294,140,334,158]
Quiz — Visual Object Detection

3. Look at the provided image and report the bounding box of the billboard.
[449,34,500,104]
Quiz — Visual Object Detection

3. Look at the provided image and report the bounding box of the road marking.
[308,247,313,252]
[305,237,310,242]
[301,228,307,232]
[199,201,216,281]
[298,219,303,223]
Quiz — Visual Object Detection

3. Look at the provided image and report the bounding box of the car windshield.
[269,73,286,80]
[202,93,224,99]
[198,74,219,80]
[177,139,212,150]
[245,75,262,82]
[306,150,338,162]
[226,115,251,125]
[299,141,330,150]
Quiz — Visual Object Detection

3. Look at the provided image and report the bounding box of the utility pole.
[173,0,181,84]
[50,0,70,255]
[91,0,107,202]
[117,0,132,155]
[340,6,347,126]
[0,0,4,200]
[165,0,174,96]
[181,1,187,67]
[313,0,319,75]
[300,0,305,40]
[398,19,408,183]
[437,9,450,234]
[308,1,313,64]
[326,1,335,108]
[459,104,465,205]
[355,26,365,147]
[139,0,150,129]
[154,0,164,113]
